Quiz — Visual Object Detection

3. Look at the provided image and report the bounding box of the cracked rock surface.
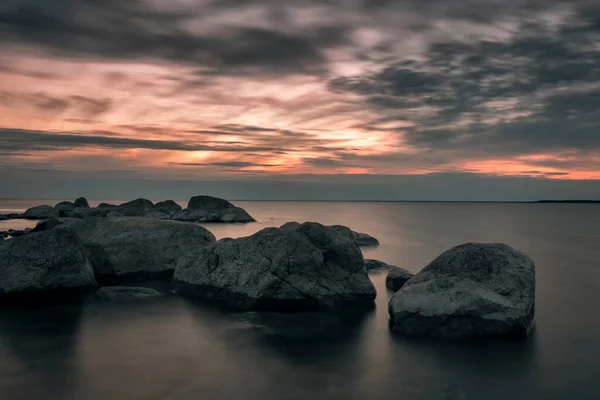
[388,243,536,338]
[174,222,376,311]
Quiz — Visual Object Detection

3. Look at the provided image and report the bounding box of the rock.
[74,197,90,208]
[55,201,76,213]
[93,286,163,301]
[155,200,182,215]
[174,222,376,311]
[7,228,31,237]
[0,215,8,221]
[97,203,118,209]
[106,211,124,218]
[171,195,255,223]
[388,243,536,338]
[119,198,156,217]
[352,231,379,246]
[385,268,414,291]
[145,211,170,219]
[0,229,96,297]
[63,217,216,284]
[23,205,59,219]
[69,207,104,219]
[30,217,80,233]
[1,231,8,238]
[364,259,397,271]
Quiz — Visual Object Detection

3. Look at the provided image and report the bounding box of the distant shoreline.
[1,198,600,203]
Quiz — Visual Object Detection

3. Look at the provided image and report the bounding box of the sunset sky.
[1,0,600,200]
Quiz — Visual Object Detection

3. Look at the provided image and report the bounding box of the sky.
[1,0,600,200]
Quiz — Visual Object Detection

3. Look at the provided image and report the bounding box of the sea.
[1,199,599,400]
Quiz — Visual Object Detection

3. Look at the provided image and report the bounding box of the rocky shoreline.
[0,195,536,338]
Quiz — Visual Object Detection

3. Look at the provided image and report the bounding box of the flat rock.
[23,205,59,219]
[7,228,31,237]
[63,217,216,284]
[352,231,379,246]
[0,229,96,297]
[364,259,397,271]
[385,268,414,291]
[93,286,163,301]
[388,243,536,338]
[174,222,376,311]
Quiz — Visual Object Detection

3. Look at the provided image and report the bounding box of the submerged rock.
[364,259,397,271]
[23,205,59,219]
[174,222,376,311]
[388,243,536,338]
[63,217,216,284]
[0,229,96,297]
[385,268,414,291]
[74,197,90,208]
[352,231,379,246]
[93,286,163,301]
[155,200,182,215]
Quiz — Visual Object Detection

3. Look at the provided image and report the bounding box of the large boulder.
[74,197,90,208]
[69,207,104,219]
[93,286,163,301]
[155,200,182,215]
[171,195,255,223]
[23,205,59,219]
[63,217,216,284]
[119,198,156,217]
[388,243,536,338]
[174,222,376,311]
[0,229,96,297]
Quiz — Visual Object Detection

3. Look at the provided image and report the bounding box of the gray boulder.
[74,197,90,208]
[155,200,182,215]
[385,268,414,291]
[145,211,170,219]
[97,203,118,209]
[63,217,216,284]
[388,243,536,338]
[0,229,96,297]
[119,198,156,217]
[93,286,163,301]
[352,231,379,246]
[23,205,59,219]
[174,222,376,311]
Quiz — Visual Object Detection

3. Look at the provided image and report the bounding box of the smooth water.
[1,200,599,399]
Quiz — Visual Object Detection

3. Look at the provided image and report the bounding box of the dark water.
[1,201,600,399]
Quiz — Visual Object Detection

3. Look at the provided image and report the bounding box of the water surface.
[1,200,599,399]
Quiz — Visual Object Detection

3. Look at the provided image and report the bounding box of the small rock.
[364,259,396,271]
[74,197,90,208]
[385,268,414,291]
[352,231,379,246]
[119,198,156,217]
[155,200,183,215]
[55,201,76,213]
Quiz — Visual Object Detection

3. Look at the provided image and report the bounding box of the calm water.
[1,200,600,399]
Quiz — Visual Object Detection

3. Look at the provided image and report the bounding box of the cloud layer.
[1,0,599,198]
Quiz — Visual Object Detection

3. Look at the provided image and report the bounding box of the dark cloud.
[0,0,347,76]
[0,128,279,153]
[330,5,600,159]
